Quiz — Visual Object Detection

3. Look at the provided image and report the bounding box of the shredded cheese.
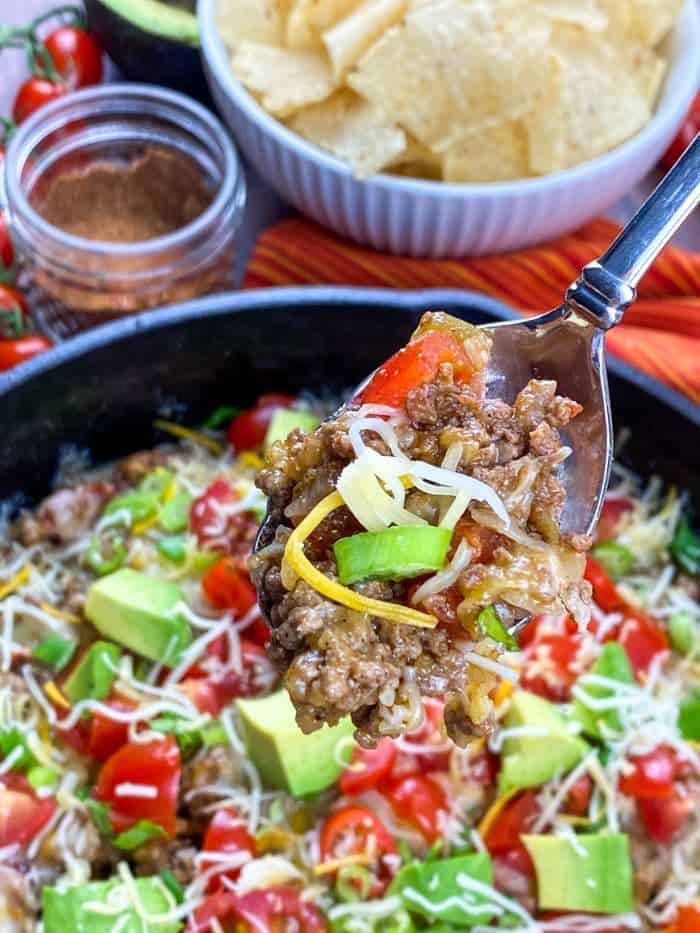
[43,681,70,710]
[153,419,224,455]
[0,565,30,601]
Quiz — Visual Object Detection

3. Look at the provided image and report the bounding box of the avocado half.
[85,0,213,103]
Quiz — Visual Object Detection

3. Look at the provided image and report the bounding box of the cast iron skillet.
[0,287,697,510]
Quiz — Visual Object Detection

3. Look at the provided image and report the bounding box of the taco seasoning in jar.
[2,85,245,338]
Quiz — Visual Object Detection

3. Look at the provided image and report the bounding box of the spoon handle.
[566,133,700,330]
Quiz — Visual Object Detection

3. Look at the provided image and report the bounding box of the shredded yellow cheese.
[39,602,81,624]
[154,420,224,455]
[494,680,515,707]
[0,564,30,601]
[240,452,264,469]
[282,492,437,629]
[313,853,374,876]
[43,681,70,710]
[477,788,519,838]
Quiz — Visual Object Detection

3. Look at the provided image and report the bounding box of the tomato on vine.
[44,25,102,90]
[12,78,64,125]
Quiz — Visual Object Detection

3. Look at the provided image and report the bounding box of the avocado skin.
[85,0,213,105]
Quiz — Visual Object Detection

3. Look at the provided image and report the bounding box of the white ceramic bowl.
[200,0,700,258]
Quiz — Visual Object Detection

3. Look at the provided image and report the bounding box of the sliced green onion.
[32,634,77,671]
[82,797,113,836]
[105,489,160,524]
[204,405,240,430]
[159,491,193,533]
[669,612,697,656]
[591,541,635,579]
[27,766,58,789]
[334,525,451,585]
[63,641,121,704]
[679,688,700,741]
[86,535,127,575]
[139,468,174,498]
[149,714,223,759]
[113,819,166,851]
[477,605,518,651]
[671,518,700,576]
[335,865,373,903]
[0,727,36,771]
[157,535,187,564]
[159,869,185,904]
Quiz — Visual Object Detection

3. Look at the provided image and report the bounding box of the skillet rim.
[0,286,697,428]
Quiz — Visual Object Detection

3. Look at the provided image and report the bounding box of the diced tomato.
[619,746,678,800]
[0,336,52,372]
[0,774,56,848]
[359,330,475,408]
[668,904,700,933]
[339,740,397,796]
[190,478,238,547]
[564,773,592,817]
[618,610,668,677]
[189,887,327,933]
[468,747,500,786]
[203,557,257,615]
[596,496,635,543]
[585,556,622,612]
[516,613,578,649]
[452,518,502,565]
[521,632,583,703]
[201,807,256,891]
[483,791,540,876]
[227,393,296,451]
[383,773,450,843]
[637,787,693,844]
[94,737,180,837]
[87,699,134,761]
[181,640,273,714]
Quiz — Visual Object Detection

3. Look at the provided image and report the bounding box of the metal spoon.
[256,135,700,569]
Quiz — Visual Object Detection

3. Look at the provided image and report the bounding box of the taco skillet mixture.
[0,315,697,932]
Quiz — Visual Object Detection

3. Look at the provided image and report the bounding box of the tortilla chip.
[536,0,606,30]
[286,0,362,48]
[442,121,529,183]
[217,0,285,47]
[286,89,406,176]
[323,0,407,78]
[233,42,336,117]
[347,0,551,148]
[598,0,684,47]
[526,27,659,174]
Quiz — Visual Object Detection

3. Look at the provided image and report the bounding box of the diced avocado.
[236,691,353,796]
[522,833,634,915]
[264,408,319,450]
[63,641,122,703]
[85,569,191,665]
[499,690,589,793]
[572,642,634,740]
[43,875,182,932]
[159,491,193,533]
[389,852,496,927]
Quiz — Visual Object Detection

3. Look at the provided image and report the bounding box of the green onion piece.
[27,766,58,789]
[0,727,36,771]
[679,688,700,741]
[397,839,413,867]
[62,641,121,704]
[75,790,113,836]
[32,634,77,672]
[159,869,185,904]
[591,541,635,579]
[335,865,373,903]
[477,605,518,651]
[669,612,697,656]
[157,535,187,564]
[204,406,240,430]
[113,819,167,851]
[334,525,452,585]
[572,643,634,740]
[671,518,700,577]
[149,714,223,759]
[139,468,174,498]
[86,535,127,576]
[105,489,160,524]
[159,491,193,533]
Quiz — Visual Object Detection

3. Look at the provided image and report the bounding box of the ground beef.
[252,319,590,746]
[15,481,114,546]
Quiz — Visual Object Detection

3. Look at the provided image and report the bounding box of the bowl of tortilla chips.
[200,0,699,257]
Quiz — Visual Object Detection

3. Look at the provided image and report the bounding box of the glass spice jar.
[1,84,246,339]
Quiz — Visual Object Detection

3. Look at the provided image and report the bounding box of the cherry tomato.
[483,791,540,876]
[637,787,693,844]
[13,78,65,124]
[181,640,272,714]
[359,330,475,408]
[203,556,257,615]
[87,699,134,762]
[521,631,583,703]
[94,737,180,837]
[383,773,449,843]
[668,904,700,933]
[189,887,327,933]
[661,93,700,171]
[0,216,15,283]
[227,393,296,451]
[564,773,592,817]
[202,807,256,890]
[596,496,635,543]
[618,610,669,677]
[190,479,257,556]
[0,336,53,372]
[45,26,103,90]
[0,285,29,338]
[339,739,397,796]
[619,746,678,800]
[584,556,622,612]
[0,773,56,847]
[320,806,397,877]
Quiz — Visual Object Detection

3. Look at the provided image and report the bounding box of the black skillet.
[0,287,697,509]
